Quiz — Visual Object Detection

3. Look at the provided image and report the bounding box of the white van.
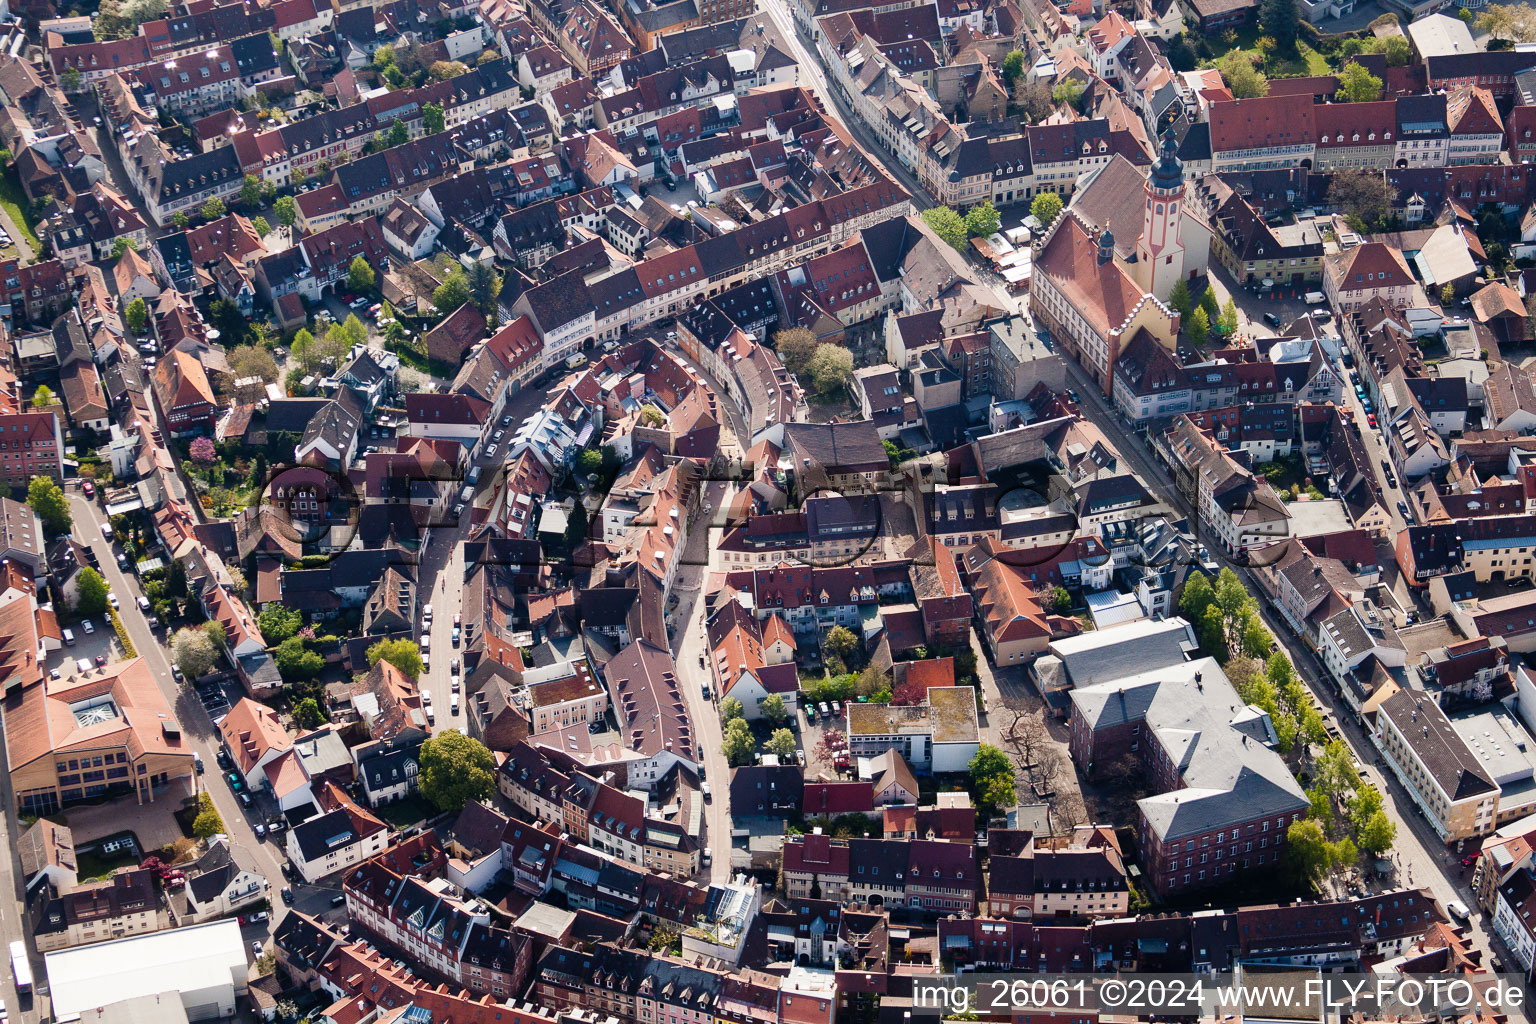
[1303,291,1326,305]
[62,628,75,646]
[75,657,91,674]
[450,692,460,715]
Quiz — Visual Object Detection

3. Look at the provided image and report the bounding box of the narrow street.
[670,475,737,886]
[757,0,933,212]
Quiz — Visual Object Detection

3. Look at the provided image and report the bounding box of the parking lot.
[45,604,127,684]
[801,701,847,778]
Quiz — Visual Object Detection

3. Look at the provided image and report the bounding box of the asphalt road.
[67,494,294,956]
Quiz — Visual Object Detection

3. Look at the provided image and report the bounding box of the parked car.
[107,592,118,608]
[81,480,95,498]
[1262,311,1281,328]
[81,618,94,634]
[254,823,266,838]
[227,772,243,790]
[281,887,295,905]
[251,941,264,957]
[137,595,151,611]
[451,658,460,675]
[101,522,114,541]
[239,792,252,808]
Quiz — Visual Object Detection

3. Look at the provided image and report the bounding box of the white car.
[81,618,94,634]
[484,444,498,458]
[423,604,433,620]
[137,595,151,611]
[107,592,119,608]
[421,633,431,652]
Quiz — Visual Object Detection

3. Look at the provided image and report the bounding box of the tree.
[1315,739,1357,795]
[1260,0,1299,51]
[273,195,297,227]
[648,925,681,954]
[258,605,302,644]
[111,237,138,259]
[1214,49,1269,98]
[1179,572,1215,621]
[31,385,54,410]
[1013,77,1054,121]
[290,328,317,373]
[720,696,744,723]
[1286,818,1334,884]
[1001,49,1026,82]
[1267,650,1296,690]
[1051,78,1084,109]
[387,118,410,147]
[418,730,495,811]
[968,743,1017,812]
[1337,60,1383,102]
[428,60,468,82]
[1459,4,1474,20]
[1038,585,1070,614]
[171,627,219,680]
[1187,306,1210,347]
[239,174,262,208]
[251,216,271,237]
[1329,170,1395,232]
[1356,808,1396,855]
[1197,604,1227,661]
[1219,298,1240,336]
[466,261,502,314]
[27,477,71,536]
[1168,277,1193,319]
[1477,2,1536,42]
[367,637,424,681]
[433,272,471,314]
[274,636,323,680]
[922,206,968,250]
[761,693,788,726]
[722,718,756,766]
[75,567,109,617]
[200,197,226,221]
[964,200,1001,238]
[423,102,446,135]
[1241,616,1272,660]
[767,728,798,760]
[192,793,224,838]
[806,345,853,396]
[1031,191,1063,227]
[61,66,81,91]
[823,625,859,663]
[773,326,819,375]
[124,297,148,334]
[1440,281,1457,306]
[347,255,376,294]
[1215,568,1248,629]
[186,436,216,467]
[292,697,327,728]
[172,212,189,228]
[230,345,279,383]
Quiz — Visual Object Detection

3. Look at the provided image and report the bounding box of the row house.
[122,136,243,226]
[1209,94,1316,173]
[782,835,979,913]
[1,259,72,327]
[343,857,532,1000]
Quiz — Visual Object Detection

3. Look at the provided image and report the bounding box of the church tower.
[1135,129,1186,302]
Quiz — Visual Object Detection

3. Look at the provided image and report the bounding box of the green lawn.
[0,167,41,251]
[1214,23,1333,78]
[76,844,141,882]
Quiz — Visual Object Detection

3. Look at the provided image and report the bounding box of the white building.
[44,919,249,1023]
